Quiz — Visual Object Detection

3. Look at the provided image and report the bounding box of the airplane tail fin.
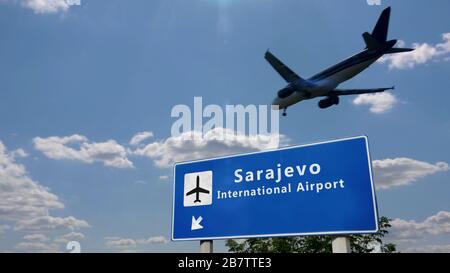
[362,7,391,50]
[372,7,391,43]
[363,7,415,54]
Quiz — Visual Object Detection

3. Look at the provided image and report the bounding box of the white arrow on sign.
[191,216,203,230]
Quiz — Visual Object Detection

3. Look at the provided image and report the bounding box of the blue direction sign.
[172,136,379,241]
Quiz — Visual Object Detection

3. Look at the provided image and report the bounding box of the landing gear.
[282,108,287,116]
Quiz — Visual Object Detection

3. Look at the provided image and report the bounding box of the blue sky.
[0,0,449,252]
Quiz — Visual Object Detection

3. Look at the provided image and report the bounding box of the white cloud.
[378,33,450,69]
[159,175,169,181]
[13,232,85,252]
[404,244,450,253]
[54,232,85,243]
[134,180,147,185]
[389,219,428,242]
[388,211,450,246]
[34,135,134,169]
[0,141,64,221]
[131,128,287,168]
[11,149,28,158]
[0,140,89,253]
[14,241,60,253]
[105,235,168,250]
[8,0,80,14]
[23,234,49,242]
[129,131,154,146]
[352,92,397,114]
[34,129,286,170]
[138,236,168,245]
[373,158,449,189]
[118,249,139,253]
[15,216,90,231]
[104,237,137,249]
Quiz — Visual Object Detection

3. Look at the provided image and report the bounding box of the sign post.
[200,240,213,253]
[172,136,379,250]
[332,237,351,253]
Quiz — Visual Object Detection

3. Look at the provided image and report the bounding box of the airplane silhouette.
[186,175,210,203]
[267,7,414,115]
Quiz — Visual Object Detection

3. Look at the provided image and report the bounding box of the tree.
[226,216,397,253]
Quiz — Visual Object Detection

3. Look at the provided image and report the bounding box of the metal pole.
[332,236,351,253]
[200,240,213,253]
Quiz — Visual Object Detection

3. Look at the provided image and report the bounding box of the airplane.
[266,7,414,116]
[186,175,210,203]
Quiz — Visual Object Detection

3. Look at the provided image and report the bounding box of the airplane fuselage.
[194,192,201,203]
[272,49,384,109]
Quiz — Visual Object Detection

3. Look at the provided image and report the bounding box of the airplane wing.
[265,50,302,83]
[197,188,210,194]
[186,189,197,196]
[186,187,210,196]
[328,86,394,96]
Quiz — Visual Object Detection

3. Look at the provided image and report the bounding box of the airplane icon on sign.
[186,175,210,203]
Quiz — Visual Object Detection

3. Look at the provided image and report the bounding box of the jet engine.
[318,96,339,109]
